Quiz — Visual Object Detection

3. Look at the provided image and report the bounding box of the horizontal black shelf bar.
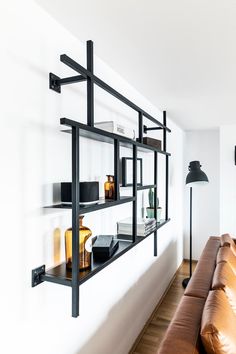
[41,219,170,287]
[121,184,156,191]
[60,54,171,132]
[59,75,87,86]
[41,273,72,287]
[60,118,171,156]
[144,125,165,133]
[45,196,135,214]
[137,184,157,191]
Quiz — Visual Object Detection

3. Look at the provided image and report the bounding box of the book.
[95,121,135,140]
[117,217,156,237]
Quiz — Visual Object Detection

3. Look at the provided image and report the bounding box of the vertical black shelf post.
[163,111,169,221]
[87,40,94,126]
[163,111,167,152]
[114,139,120,200]
[165,155,169,221]
[132,145,137,243]
[138,112,143,143]
[71,126,80,318]
[154,151,158,256]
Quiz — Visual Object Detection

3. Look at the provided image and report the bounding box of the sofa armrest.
[157,296,206,354]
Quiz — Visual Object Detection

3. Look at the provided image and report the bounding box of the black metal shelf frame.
[33,40,171,318]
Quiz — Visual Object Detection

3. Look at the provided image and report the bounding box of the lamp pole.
[189,186,192,278]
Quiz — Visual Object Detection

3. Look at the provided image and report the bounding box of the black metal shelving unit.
[32,40,171,318]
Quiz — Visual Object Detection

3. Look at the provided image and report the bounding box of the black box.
[61,182,99,204]
[92,235,119,260]
[140,137,162,150]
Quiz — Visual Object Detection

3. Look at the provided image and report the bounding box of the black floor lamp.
[182,161,209,289]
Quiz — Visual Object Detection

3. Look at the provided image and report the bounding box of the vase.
[104,175,115,200]
[146,207,155,219]
[65,215,92,271]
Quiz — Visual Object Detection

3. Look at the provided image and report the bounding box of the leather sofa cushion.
[158,295,206,354]
[212,261,236,315]
[184,237,220,299]
[201,290,236,354]
[217,246,236,274]
[220,233,236,256]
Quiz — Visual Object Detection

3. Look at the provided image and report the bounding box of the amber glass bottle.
[104,175,115,199]
[65,216,92,271]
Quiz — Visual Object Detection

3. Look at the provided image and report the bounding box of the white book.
[118,217,156,227]
[118,224,156,237]
[95,121,135,140]
[117,217,156,236]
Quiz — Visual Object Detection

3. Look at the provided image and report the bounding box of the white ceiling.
[37,0,236,130]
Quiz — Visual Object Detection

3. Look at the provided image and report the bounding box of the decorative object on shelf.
[65,215,92,271]
[141,191,145,219]
[156,195,162,223]
[117,217,156,238]
[182,161,209,289]
[104,175,115,199]
[122,157,143,186]
[146,187,154,218]
[61,181,99,205]
[142,137,162,150]
[92,235,119,260]
[157,206,162,223]
[94,121,135,140]
[146,188,162,220]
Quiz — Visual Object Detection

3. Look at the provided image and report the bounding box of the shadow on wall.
[76,238,178,354]
[42,182,61,205]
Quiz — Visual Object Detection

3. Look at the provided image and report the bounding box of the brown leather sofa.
[158,234,236,354]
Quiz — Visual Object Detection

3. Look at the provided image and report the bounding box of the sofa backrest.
[184,237,221,299]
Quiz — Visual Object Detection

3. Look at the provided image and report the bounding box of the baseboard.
[128,260,185,354]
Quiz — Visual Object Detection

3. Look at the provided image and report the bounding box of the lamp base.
[182,277,190,289]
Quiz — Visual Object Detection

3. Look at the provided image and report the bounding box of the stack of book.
[117,217,156,238]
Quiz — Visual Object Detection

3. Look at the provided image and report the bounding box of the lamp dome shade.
[186,161,209,185]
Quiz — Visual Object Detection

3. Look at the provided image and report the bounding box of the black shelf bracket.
[32,265,45,287]
[49,73,86,93]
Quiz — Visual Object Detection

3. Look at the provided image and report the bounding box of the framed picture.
[122,157,143,186]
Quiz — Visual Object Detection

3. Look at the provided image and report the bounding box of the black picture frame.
[122,157,143,186]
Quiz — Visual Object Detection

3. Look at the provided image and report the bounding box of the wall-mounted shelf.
[37,219,170,288]
[32,40,171,318]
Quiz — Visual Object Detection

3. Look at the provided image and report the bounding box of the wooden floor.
[130,261,196,354]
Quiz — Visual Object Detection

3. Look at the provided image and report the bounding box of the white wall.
[184,130,220,260]
[0,1,185,353]
[220,124,236,235]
